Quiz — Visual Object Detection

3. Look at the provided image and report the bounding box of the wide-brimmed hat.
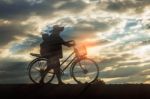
[52,25,64,31]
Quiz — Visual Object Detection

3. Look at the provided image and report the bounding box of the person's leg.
[40,57,52,83]
[40,68,51,83]
[41,56,64,84]
[53,58,64,84]
[54,65,64,84]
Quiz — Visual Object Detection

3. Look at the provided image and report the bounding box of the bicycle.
[27,41,99,84]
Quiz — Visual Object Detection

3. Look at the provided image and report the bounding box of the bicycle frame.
[28,44,87,72]
[60,45,88,74]
[60,51,77,73]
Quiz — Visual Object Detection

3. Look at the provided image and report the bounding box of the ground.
[0,83,149,99]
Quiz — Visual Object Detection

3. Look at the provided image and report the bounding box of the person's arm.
[63,40,75,47]
[60,37,75,47]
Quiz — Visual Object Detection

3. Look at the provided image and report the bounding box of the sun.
[74,38,103,58]
[87,46,101,57]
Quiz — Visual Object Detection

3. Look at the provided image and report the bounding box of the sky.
[0,0,150,84]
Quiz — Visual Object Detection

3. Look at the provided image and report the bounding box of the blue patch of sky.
[10,36,42,54]
[41,25,53,35]
[60,26,75,40]
[102,19,150,44]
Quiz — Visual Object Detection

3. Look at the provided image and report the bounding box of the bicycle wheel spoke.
[38,61,42,68]
[47,73,53,77]
[40,61,46,70]
[33,67,40,72]
[42,62,47,69]
[48,71,54,74]
[79,62,85,70]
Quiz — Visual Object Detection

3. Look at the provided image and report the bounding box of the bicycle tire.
[71,58,99,84]
[28,58,55,84]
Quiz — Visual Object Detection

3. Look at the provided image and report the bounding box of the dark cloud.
[99,53,150,79]
[98,56,124,70]
[60,18,118,40]
[55,0,87,13]
[101,66,141,78]
[0,57,28,71]
[0,22,34,46]
[0,0,53,20]
[0,76,29,84]
[97,52,135,69]
[107,75,147,84]
[99,0,150,14]
[10,34,42,54]
[140,69,150,76]
[0,58,29,83]
[0,0,87,21]
[0,0,89,47]
[75,21,110,33]
[99,49,150,79]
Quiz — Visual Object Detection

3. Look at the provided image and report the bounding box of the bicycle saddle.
[30,53,41,57]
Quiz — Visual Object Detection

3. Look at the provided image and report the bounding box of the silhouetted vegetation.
[92,79,105,85]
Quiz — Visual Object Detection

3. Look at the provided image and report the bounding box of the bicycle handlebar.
[67,40,76,47]
[69,40,76,45]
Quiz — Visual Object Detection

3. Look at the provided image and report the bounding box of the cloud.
[10,34,42,54]
[101,66,142,78]
[0,0,150,84]
[99,0,150,14]
[0,57,29,83]
[106,73,150,84]
[99,53,150,84]
[43,16,120,40]
[0,22,34,46]
[0,0,88,21]
[140,69,150,76]
[26,0,44,5]
[0,0,54,20]
[54,0,88,13]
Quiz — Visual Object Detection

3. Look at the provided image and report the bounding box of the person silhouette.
[40,25,75,84]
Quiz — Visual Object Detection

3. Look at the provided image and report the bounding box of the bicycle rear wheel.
[28,58,55,84]
[71,58,99,84]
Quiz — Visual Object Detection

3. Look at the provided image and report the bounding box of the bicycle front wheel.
[71,58,99,84]
[28,58,55,84]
